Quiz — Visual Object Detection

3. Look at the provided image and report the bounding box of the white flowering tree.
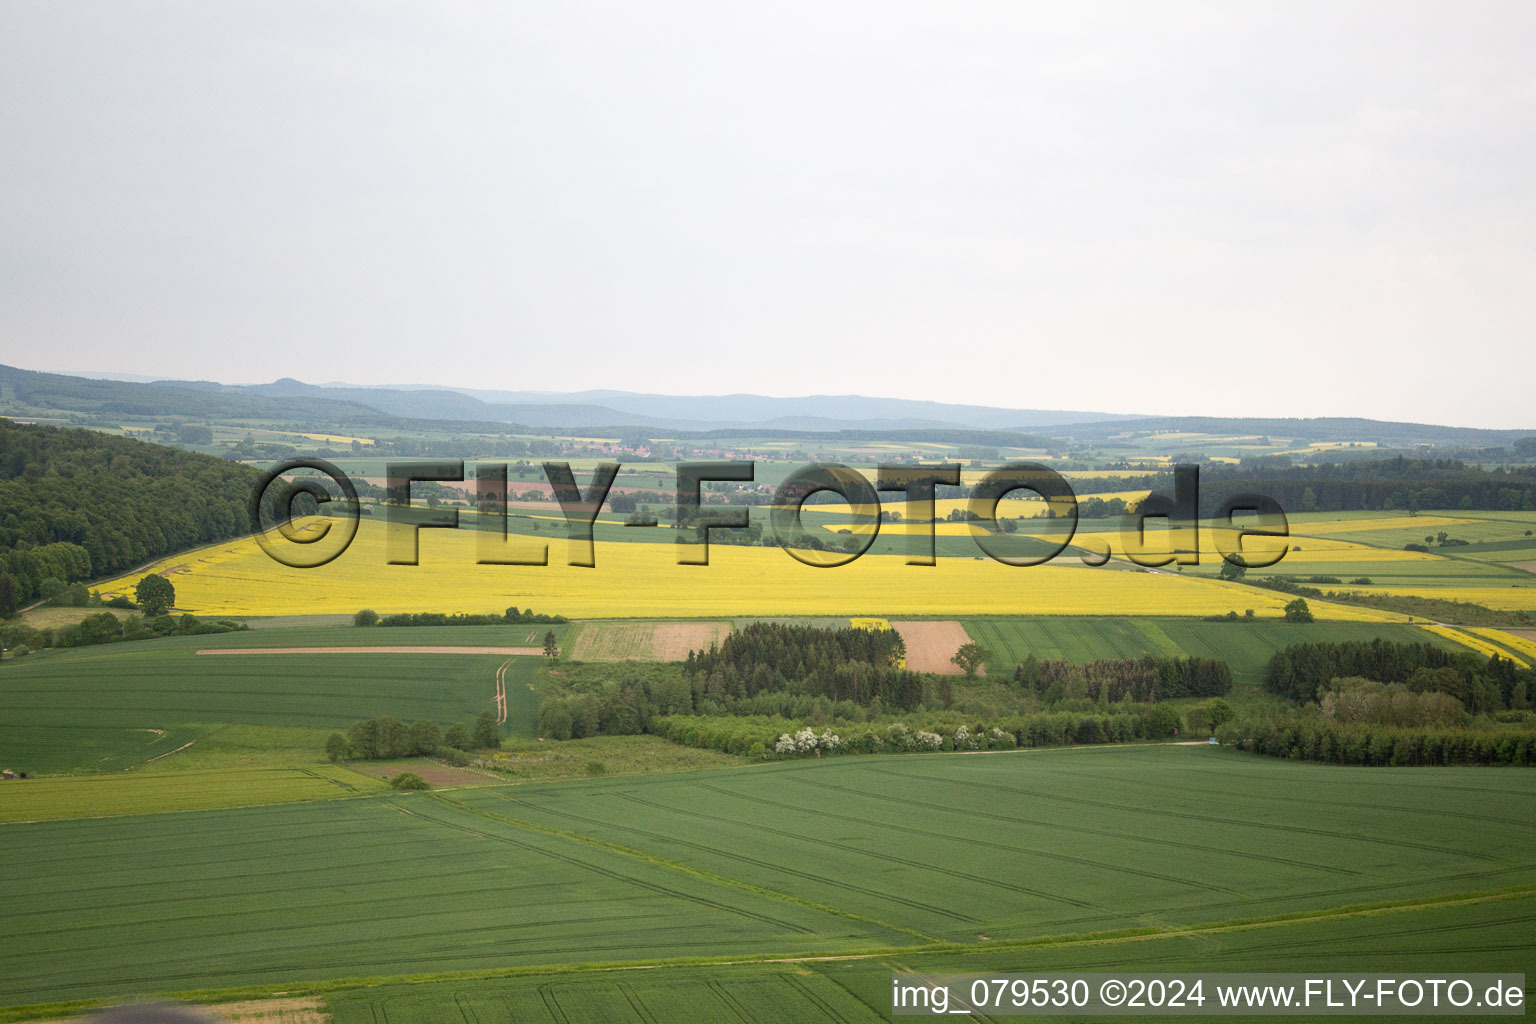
[915,730,943,750]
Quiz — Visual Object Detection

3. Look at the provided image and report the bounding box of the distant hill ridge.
[9,364,1534,443]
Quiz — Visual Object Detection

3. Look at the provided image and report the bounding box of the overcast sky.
[2,3,1532,427]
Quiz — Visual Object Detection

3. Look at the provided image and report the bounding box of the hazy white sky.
[2,3,1532,426]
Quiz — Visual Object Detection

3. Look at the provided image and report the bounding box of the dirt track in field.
[892,620,977,675]
[196,646,543,656]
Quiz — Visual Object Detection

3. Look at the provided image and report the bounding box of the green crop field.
[961,617,1456,686]
[0,634,545,774]
[3,746,1532,1013]
[320,893,1536,1023]
[0,765,381,824]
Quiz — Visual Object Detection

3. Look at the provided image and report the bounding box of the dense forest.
[1265,638,1531,712]
[0,419,260,608]
[683,622,923,708]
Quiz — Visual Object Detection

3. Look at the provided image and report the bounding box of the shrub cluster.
[650,707,1174,760]
[329,710,502,762]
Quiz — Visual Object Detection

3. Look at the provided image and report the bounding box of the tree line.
[1013,654,1232,702]
[1218,714,1536,767]
[329,711,502,764]
[352,607,567,627]
[1,609,245,657]
[1199,456,1536,516]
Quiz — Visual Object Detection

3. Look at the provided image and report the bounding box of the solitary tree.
[353,608,379,627]
[951,643,989,678]
[472,710,502,749]
[1217,558,1247,582]
[543,629,559,660]
[1283,598,1315,623]
[134,574,175,616]
[325,732,352,763]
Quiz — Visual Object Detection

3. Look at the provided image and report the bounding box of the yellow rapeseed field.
[93,518,1405,621]
[820,522,978,536]
[1353,586,1536,612]
[1295,515,1465,535]
[1470,628,1536,663]
[1423,625,1529,667]
[1069,528,1449,567]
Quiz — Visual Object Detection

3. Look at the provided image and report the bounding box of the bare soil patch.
[651,622,731,659]
[197,646,542,656]
[571,621,731,661]
[892,620,977,675]
[26,996,329,1024]
[1510,561,1536,575]
[349,758,499,788]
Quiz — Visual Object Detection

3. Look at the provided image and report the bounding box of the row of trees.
[1217,714,1536,767]
[353,606,567,627]
[329,711,502,762]
[1265,639,1531,712]
[1012,654,1233,702]
[1,608,244,656]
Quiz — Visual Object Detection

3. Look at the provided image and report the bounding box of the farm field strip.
[568,621,732,662]
[1422,625,1530,666]
[89,518,1409,620]
[959,617,1453,684]
[1471,628,1536,662]
[0,766,381,824]
[196,646,545,656]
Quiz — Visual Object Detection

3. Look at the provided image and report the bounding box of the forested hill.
[0,419,259,609]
